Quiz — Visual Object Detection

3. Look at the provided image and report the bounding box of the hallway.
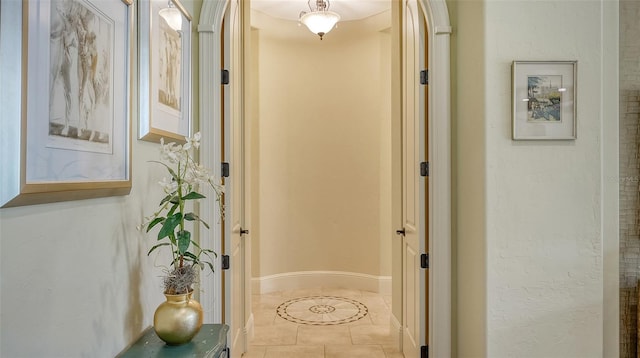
[242,288,403,358]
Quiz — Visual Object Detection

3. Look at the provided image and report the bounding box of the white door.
[402,0,427,356]
[223,1,247,356]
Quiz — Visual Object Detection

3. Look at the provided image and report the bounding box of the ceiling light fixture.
[159,0,182,32]
[299,0,340,40]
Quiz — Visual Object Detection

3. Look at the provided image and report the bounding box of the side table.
[118,324,229,357]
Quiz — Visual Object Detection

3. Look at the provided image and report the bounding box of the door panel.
[402,0,426,356]
[223,1,246,357]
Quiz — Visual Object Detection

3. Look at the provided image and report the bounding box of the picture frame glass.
[26,0,130,184]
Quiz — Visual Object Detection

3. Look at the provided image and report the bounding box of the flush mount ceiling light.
[159,0,182,32]
[299,0,340,40]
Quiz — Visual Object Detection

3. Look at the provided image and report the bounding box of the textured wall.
[619,0,640,356]
[481,0,618,356]
[0,1,203,356]
[250,12,392,277]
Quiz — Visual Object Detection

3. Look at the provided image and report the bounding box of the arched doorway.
[197,0,452,356]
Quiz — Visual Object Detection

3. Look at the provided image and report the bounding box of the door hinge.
[420,162,429,177]
[420,69,428,85]
[221,69,230,85]
[421,345,429,358]
[221,255,230,270]
[221,162,230,178]
[421,253,429,269]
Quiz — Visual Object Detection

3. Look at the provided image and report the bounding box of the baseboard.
[252,271,392,295]
[245,312,254,343]
[390,313,402,351]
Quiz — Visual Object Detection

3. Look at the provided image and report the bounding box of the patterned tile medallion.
[276,296,368,325]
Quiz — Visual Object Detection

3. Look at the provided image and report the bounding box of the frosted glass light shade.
[300,11,340,39]
[159,7,182,31]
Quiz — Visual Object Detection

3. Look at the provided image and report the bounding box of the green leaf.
[200,248,217,257]
[159,194,174,206]
[147,242,171,256]
[183,251,198,261]
[184,212,210,229]
[183,192,206,200]
[146,217,165,232]
[201,260,215,273]
[177,230,191,254]
[166,167,178,180]
[158,213,182,240]
[167,202,179,216]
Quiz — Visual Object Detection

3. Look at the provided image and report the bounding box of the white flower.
[159,177,178,194]
[184,133,200,151]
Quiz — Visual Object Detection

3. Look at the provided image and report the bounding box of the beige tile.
[252,309,278,326]
[325,344,387,358]
[297,325,352,345]
[253,292,285,310]
[368,311,391,325]
[343,314,373,326]
[350,325,395,345]
[251,324,298,346]
[321,287,363,297]
[242,345,266,358]
[282,288,325,297]
[359,296,390,312]
[383,346,405,358]
[264,345,324,358]
[361,290,383,297]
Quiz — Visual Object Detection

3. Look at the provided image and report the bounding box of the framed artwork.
[512,61,577,140]
[139,0,192,143]
[0,0,133,208]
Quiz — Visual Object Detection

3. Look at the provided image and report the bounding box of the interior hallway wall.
[249,10,392,287]
[0,1,204,356]
[451,0,619,356]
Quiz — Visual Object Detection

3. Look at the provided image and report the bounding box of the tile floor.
[241,288,404,358]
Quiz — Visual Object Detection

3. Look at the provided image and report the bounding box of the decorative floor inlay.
[276,296,368,325]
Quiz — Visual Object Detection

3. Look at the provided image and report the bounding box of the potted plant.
[139,132,224,345]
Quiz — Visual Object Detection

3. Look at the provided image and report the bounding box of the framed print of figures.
[0,0,132,208]
[139,0,192,143]
[512,61,577,140]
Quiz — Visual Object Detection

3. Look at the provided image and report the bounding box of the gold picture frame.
[0,0,133,208]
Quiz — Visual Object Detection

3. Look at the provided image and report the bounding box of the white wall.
[0,1,204,356]
[452,0,619,356]
[249,11,392,283]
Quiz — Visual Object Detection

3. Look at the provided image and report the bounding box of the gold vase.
[153,291,203,345]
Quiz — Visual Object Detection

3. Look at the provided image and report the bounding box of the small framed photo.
[139,0,192,143]
[1,0,133,208]
[512,61,577,140]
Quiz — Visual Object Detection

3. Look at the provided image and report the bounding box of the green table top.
[118,324,229,358]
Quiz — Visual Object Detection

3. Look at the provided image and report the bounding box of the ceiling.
[250,0,391,22]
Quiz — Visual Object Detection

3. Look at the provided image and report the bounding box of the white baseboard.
[251,271,392,295]
[390,313,402,351]
[245,313,254,347]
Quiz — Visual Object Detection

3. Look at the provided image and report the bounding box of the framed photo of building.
[139,0,192,143]
[512,61,577,140]
[0,0,133,208]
